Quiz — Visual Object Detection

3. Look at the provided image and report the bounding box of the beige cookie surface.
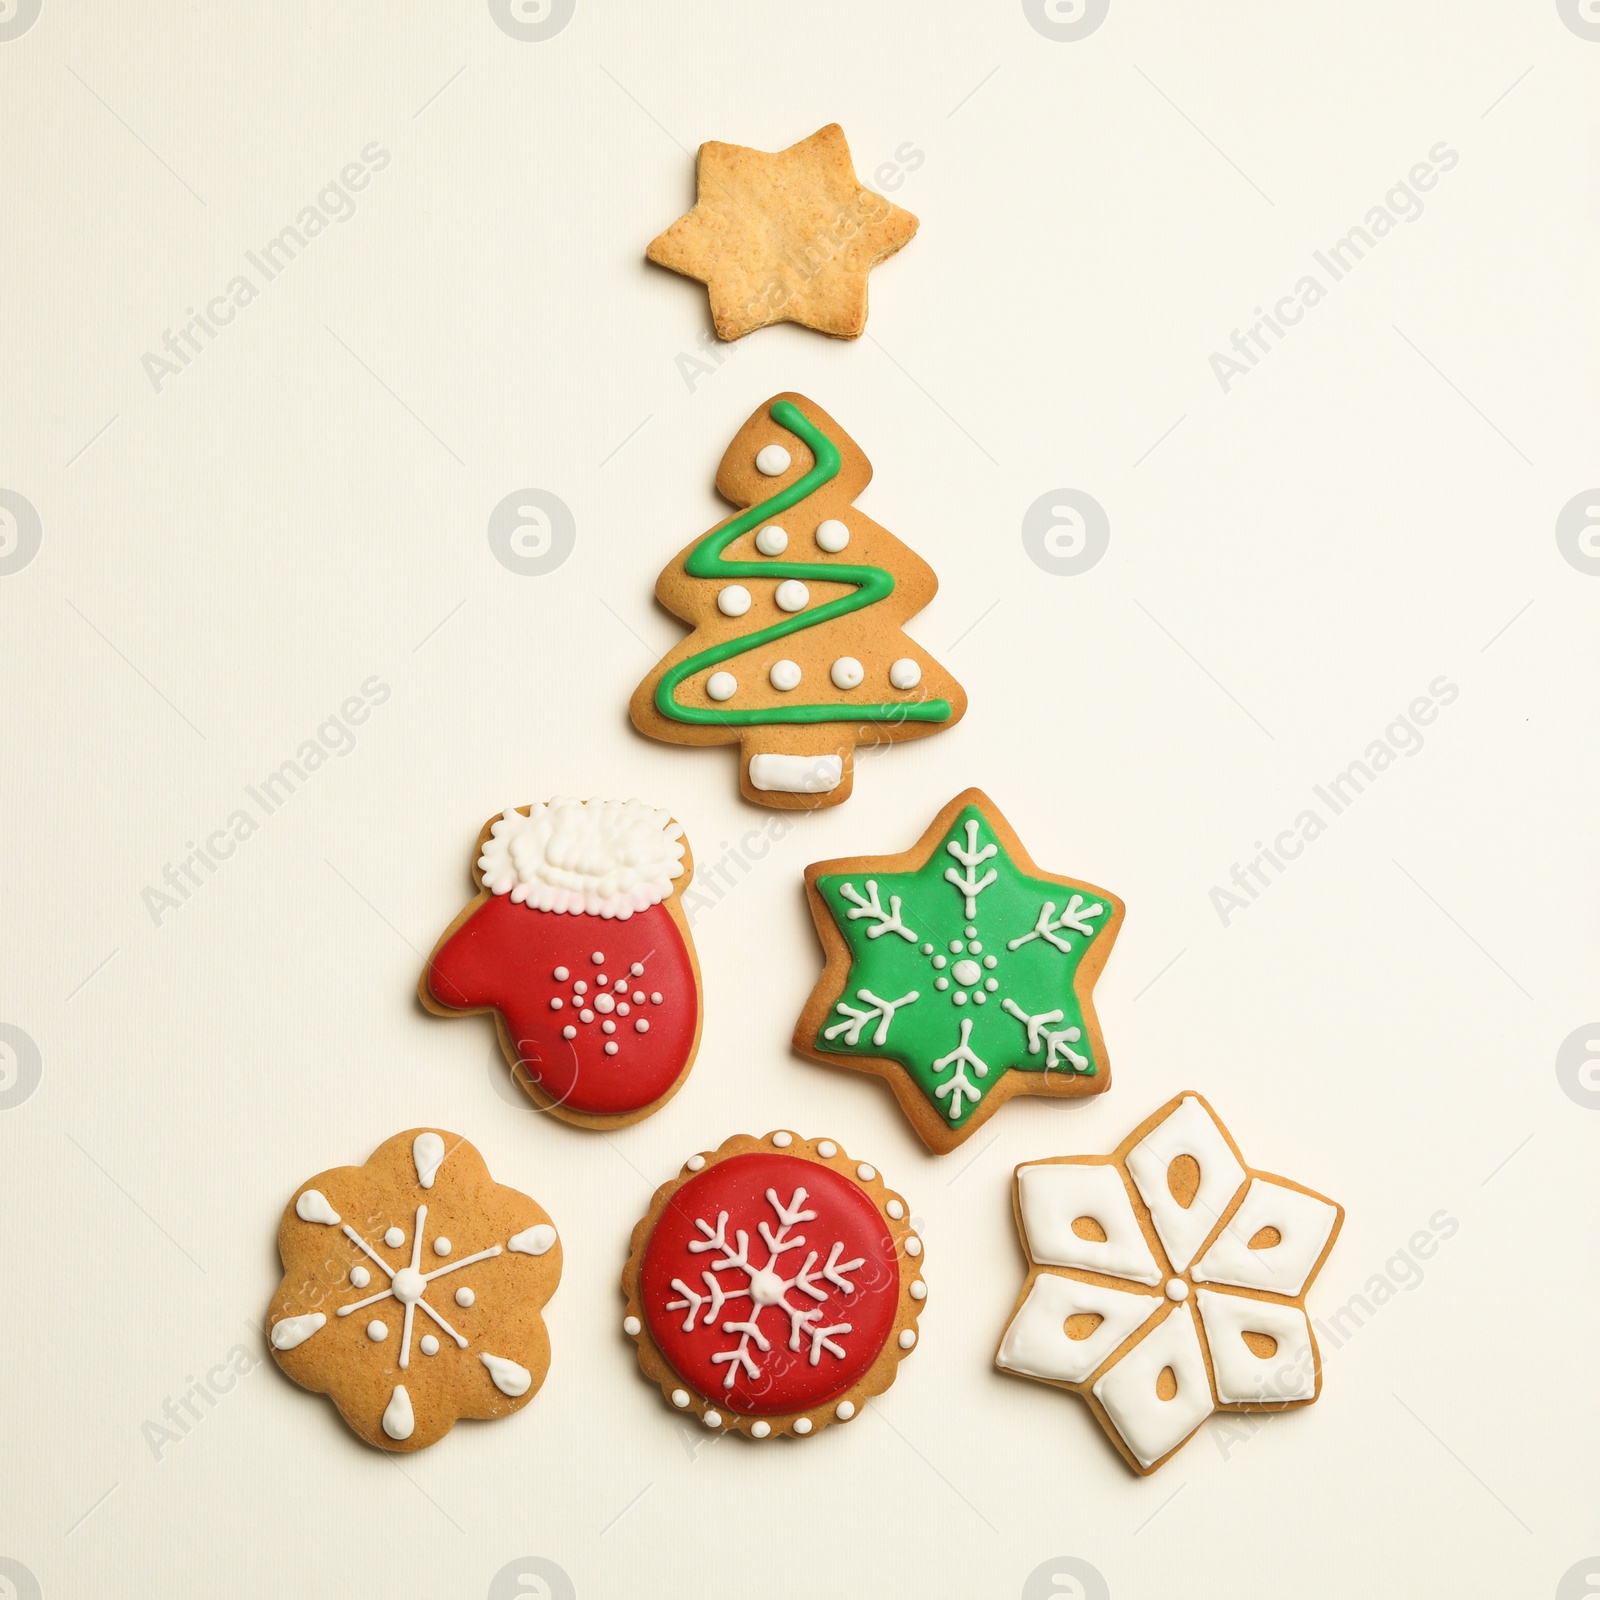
[266,1129,561,1452]
[794,789,1123,1151]
[994,1092,1344,1475]
[629,393,966,811]
[622,1131,926,1439]
[647,122,917,341]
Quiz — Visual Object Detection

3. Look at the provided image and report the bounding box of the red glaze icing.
[640,1153,900,1415]
[428,895,697,1116]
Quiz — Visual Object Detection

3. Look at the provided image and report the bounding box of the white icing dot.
[630,961,644,976]
[562,1025,576,1039]
[794,1416,813,1435]
[433,1238,451,1257]
[953,990,968,1006]
[717,584,752,617]
[830,656,864,690]
[703,1409,723,1428]
[595,993,616,1015]
[932,955,947,969]
[580,1009,595,1024]
[686,1154,706,1171]
[888,657,921,690]
[456,1287,475,1307]
[905,1236,922,1257]
[651,992,664,1005]
[886,1200,904,1220]
[350,1265,370,1288]
[573,980,587,994]
[632,990,645,1003]
[969,940,983,953]
[755,524,789,555]
[973,991,987,1005]
[366,1319,387,1341]
[815,518,849,552]
[949,940,964,954]
[769,658,802,692]
[384,1228,404,1248]
[985,978,999,992]
[553,966,569,981]
[615,977,628,990]
[623,1315,641,1336]
[836,1400,856,1421]
[617,1002,630,1017]
[774,579,810,612]
[706,671,737,701]
[910,1280,926,1300]
[597,973,608,985]
[755,444,791,475]
[549,997,563,1011]
[1166,1278,1190,1302]
[591,951,605,965]
[604,1041,618,1055]
[856,1163,876,1181]
[420,1334,440,1355]
[920,943,933,955]
[952,959,982,986]
[635,1019,650,1033]
[817,1140,838,1158]
[899,1329,917,1350]
[964,925,977,938]
[672,1388,690,1408]
[602,1020,616,1034]
[983,955,997,970]
[935,978,949,991]
[751,1421,772,1438]
[772,1131,793,1147]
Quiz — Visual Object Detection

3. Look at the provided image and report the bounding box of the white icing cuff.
[478,797,685,919]
[749,753,843,794]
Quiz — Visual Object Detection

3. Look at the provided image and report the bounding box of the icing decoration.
[810,796,1122,1130]
[904,1236,922,1257]
[815,518,849,552]
[816,1141,837,1157]
[830,656,864,690]
[909,1280,926,1300]
[856,1164,875,1181]
[420,1334,440,1356]
[755,525,788,555]
[886,1200,904,1219]
[480,1352,533,1397]
[717,585,752,617]
[384,1227,405,1248]
[770,659,802,691]
[456,1287,475,1307]
[755,444,791,475]
[350,1266,370,1288]
[751,1421,771,1438]
[794,1417,813,1434]
[835,1401,855,1420]
[686,1155,706,1171]
[434,1238,451,1256]
[366,1319,388,1341]
[650,401,954,730]
[898,1330,916,1349]
[750,752,843,793]
[996,1093,1344,1474]
[639,1153,900,1416]
[270,1312,326,1351]
[771,1132,793,1147]
[671,1388,690,1407]
[296,1189,340,1226]
[412,1132,446,1189]
[623,1315,641,1336]
[888,658,920,689]
[382,1385,414,1442]
[706,671,737,701]
[510,1224,558,1256]
[703,1409,722,1428]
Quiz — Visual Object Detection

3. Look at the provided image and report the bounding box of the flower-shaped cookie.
[995,1093,1343,1474]
[266,1129,561,1452]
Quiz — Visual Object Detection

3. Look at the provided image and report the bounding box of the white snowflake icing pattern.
[547,953,666,1055]
[665,1186,865,1389]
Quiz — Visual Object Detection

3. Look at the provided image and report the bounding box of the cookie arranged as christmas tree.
[794,789,1124,1152]
[630,393,966,809]
[421,797,703,1128]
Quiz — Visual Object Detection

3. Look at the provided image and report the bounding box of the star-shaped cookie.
[646,123,918,341]
[794,789,1125,1153]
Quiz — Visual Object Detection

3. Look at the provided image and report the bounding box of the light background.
[2,2,1598,1596]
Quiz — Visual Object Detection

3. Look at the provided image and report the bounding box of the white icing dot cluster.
[549,955,667,1057]
[478,798,685,920]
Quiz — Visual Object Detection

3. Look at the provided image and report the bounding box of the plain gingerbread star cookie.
[646,123,918,341]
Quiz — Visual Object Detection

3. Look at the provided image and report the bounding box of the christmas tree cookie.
[266,1129,561,1452]
[421,797,703,1128]
[794,789,1124,1153]
[630,393,966,809]
[995,1094,1344,1474]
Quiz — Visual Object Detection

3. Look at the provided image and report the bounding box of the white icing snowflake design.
[545,951,669,1060]
[665,1186,865,1389]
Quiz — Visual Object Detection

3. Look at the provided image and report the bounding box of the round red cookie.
[623,1132,926,1438]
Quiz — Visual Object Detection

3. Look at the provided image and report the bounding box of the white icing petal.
[1091,1307,1215,1468]
[381,1384,415,1441]
[1125,1096,1247,1272]
[480,1352,533,1397]
[1194,1290,1317,1404]
[295,1189,340,1226]
[270,1312,326,1351]
[476,797,686,920]
[1015,1162,1162,1286]
[996,1273,1162,1385]
[1190,1179,1340,1296]
[412,1131,446,1190]
[508,1223,557,1256]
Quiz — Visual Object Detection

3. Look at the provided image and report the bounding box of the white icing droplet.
[480,1352,533,1398]
[604,1041,618,1055]
[635,1019,650,1033]
[953,990,968,1006]
[835,1400,856,1421]
[433,1238,451,1257]
[774,579,809,612]
[632,990,645,1003]
[964,925,977,938]
[384,1227,405,1248]
[630,962,644,976]
[830,656,864,690]
[617,1002,630,1016]
[296,1189,340,1226]
[952,959,982,986]
[562,1025,576,1039]
[591,951,605,965]
[984,978,999,993]
[420,1334,440,1356]
[509,1223,557,1256]
[686,1154,706,1171]
[898,1329,917,1350]
[579,1008,594,1023]
[972,991,987,1006]
[815,518,849,552]
[983,955,997,970]
[755,444,791,475]
[934,977,949,991]
[573,980,587,994]
[817,1140,838,1158]
[949,939,965,954]
[623,1315,641,1336]
[553,966,569,981]
[703,1409,723,1428]
[706,670,737,701]
[270,1312,325,1350]
[888,657,921,690]
[672,1388,690,1408]
[886,1200,904,1220]
[905,1236,922,1257]
[549,997,564,1010]
[751,1420,771,1438]
[769,658,802,691]
[755,524,789,555]
[614,977,628,990]
[350,1266,370,1288]
[856,1164,876,1181]
[794,1416,813,1435]
[932,955,947,969]
[392,1268,425,1305]
[772,1131,793,1147]
[366,1319,388,1342]
[717,584,752,617]
[595,993,616,1015]
[412,1131,446,1190]
[1166,1278,1190,1302]
[382,1385,414,1441]
[651,992,664,1004]
[455,1287,475,1308]
[910,1280,926,1301]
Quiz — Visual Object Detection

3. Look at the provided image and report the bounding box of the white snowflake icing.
[943,820,998,917]
[665,1186,864,1389]
[824,987,921,1047]
[1006,894,1105,954]
[837,879,918,942]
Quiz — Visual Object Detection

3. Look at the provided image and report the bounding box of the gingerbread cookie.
[646,123,917,341]
[995,1093,1343,1475]
[266,1129,561,1452]
[794,789,1123,1152]
[622,1132,925,1438]
[630,394,966,809]
[421,797,703,1127]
